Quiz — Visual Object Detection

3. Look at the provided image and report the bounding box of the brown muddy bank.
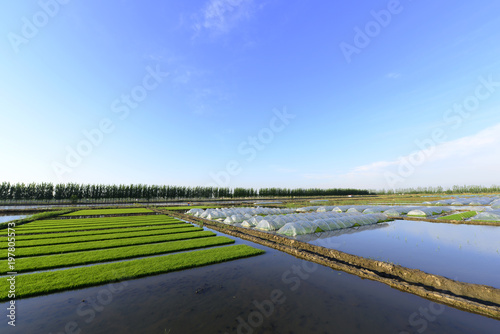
[402,216,500,226]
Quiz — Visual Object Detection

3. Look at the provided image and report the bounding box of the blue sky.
[1,0,499,190]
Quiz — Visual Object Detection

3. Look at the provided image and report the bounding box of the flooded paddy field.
[3,201,500,333]
[0,214,28,224]
[2,232,499,334]
[176,205,500,318]
[298,220,500,289]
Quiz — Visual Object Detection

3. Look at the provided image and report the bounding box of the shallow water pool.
[299,220,500,288]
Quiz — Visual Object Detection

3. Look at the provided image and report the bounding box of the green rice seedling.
[2,230,216,257]
[14,221,184,234]
[19,218,180,230]
[1,236,235,274]
[437,211,478,220]
[12,225,188,241]
[161,206,219,210]
[64,208,153,216]
[0,225,198,249]
[21,215,176,227]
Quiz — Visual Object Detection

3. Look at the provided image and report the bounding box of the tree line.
[378,185,500,195]
[0,182,371,202]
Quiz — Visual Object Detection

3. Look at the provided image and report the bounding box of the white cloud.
[193,0,255,35]
[330,123,500,190]
[352,159,399,172]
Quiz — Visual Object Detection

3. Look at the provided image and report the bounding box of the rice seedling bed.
[20,217,179,229]
[3,230,215,257]
[438,211,478,220]
[1,236,234,274]
[0,225,198,249]
[12,225,190,241]
[20,215,177,226]
[0,244,264,301]
[14,221,184,234]
[161,206,219,210]
[64,208,153,216]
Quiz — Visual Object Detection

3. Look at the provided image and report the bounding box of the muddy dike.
[402,216,500,226]
[154,208,500,319]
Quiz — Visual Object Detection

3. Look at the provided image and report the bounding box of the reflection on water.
[1,233,499,334]
[306,220,500,288]
[0,215,28,223]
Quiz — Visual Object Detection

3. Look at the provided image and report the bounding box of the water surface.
[300,220,500,288]
[1,228,499,333]
[0,215,28,224]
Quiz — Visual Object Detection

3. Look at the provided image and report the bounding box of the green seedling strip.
[162,206,219,210]
[20,215,177,226]
[14,221,184,234]
[1,236,234,274]
[20,218,180,229]
[0,245,264,301]
[3,230,216,257]
[437,211,478,220]
[64,208,153,216]
[12,225,190,241]
[61,214,167,220]
[0,225,198,249]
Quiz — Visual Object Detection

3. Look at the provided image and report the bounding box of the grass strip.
[14,221,184,234]
[1,236,235,274]
[64,208,153,216]
[12,225,191,241]
[1,225,198,249]
[0,244,264,301]
[437,211,478,220]
[469,219,500,223]
[59,214,168,221]
[20,215,176,226]
[160,206,219,210]
[3,230,215,257]
[20,218,180,229]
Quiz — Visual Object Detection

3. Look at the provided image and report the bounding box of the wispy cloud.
[337,123,500,189]
[192,0,255,36]
[352,160,399,172]
[386,72,401,79]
